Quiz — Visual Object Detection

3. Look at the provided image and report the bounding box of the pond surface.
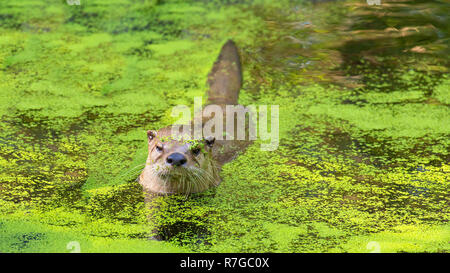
[0,0,448,252]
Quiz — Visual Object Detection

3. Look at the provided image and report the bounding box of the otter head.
[141,130,219,195]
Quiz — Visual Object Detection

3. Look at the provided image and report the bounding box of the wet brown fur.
[139,40,251,196]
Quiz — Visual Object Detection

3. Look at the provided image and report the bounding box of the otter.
[138,130,220,194]
[138,40,251,196]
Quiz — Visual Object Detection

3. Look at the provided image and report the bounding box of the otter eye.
[192,148,201,156]
[155,145,163,152]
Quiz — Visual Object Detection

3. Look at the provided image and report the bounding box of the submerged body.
[139,40,251,195]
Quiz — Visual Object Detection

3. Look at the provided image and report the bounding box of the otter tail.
[206,40,242,105]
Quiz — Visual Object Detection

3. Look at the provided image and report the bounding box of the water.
[0,0,448,253]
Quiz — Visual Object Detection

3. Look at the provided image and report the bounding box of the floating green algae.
[0,0,247,252]
[0,217,184,253]
[142,0,449,253]
[0,0,449,253]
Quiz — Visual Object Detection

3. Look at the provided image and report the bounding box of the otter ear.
[205,136,215,147]
[147,130,157,141]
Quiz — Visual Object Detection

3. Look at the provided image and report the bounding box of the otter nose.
[166,152,187,166]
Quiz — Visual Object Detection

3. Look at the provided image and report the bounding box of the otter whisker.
[189,167,212,192]
[115,163,146,184]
